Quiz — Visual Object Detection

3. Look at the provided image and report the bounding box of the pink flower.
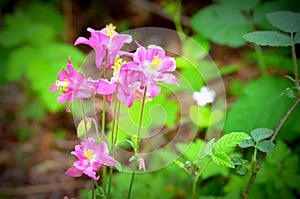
[74,24,132,68]
[50,58,96,112]
[118,44,179,106]
[65,138,116,180]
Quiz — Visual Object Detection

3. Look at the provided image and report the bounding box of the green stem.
[136,86,147,152]
[291,33,299,89]
[243,97,300,199]
[192,180,197,199]
[101,95,107,194]
[127,86,148,199]
[80,99,88,140]
[253,44,268,76]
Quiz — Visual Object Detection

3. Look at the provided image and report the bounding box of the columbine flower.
[65,138,116,180]
[50,58,96,112]
[119,44,179,106]
[193,86,216,107]
[74,24,132,68]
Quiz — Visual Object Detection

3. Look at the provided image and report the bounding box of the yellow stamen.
[106,23,116,37]
[84,149,95,160]
[112,56,126,76]
[151,56,161,70]
[55,79,70,93]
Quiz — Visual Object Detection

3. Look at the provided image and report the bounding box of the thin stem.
[192,180,197,199]
[291,33,299,89]
[136,86,148,152]
[253,44,268,76]
[102,96,107,139]
[91,179,94,199]
[243,97,300,199]
[127,163,136,199]
[127,86,148,199]
[101,95,107,194]
[80,99,88,140]
[114,101,121,145]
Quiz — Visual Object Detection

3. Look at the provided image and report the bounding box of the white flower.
[193,86,216,106]
[138,157,146,171]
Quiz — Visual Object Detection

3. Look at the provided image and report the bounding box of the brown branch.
[243,97,300,199]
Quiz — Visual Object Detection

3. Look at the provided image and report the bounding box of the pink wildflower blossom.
[118,44,179,106]
[74,24,132,68]
[65,138,116,180]
[50,58,96,112]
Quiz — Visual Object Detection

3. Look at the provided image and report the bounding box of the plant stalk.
[291,33,299,89]
[127,86,148,199]
[243,97,300,199]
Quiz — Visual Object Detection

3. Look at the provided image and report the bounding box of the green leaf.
[250,128,274,142]
[191,4,251,47]
[231,156,247,165]
[224,77,300,141]
[236,165,248,175]
[213,0,260,10]
[257,140,276,153]
[199,138,215,158]
[243,31,291,47]
[182,35,209,61]
[295,31,300,44]
[266,11,300,33]
[212,151,235,168]
[77,118,92,138]
[239,139,255,148]
[190,105,212,128]
[115,160,123,171]
[214,132,251,153]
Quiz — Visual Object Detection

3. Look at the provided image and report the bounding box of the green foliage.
[191,3,251,47]
[266,11,300,33]
[224,77,300,141]
[257,140,276,153]
[212,132,250,168]
[0,2,85,112]
[190,105,212,128]
[250,128,273,142]
[243,31,291,47]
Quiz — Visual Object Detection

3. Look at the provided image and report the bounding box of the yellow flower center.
[84,149,95,161]
[112,56,126,76]
[55,79,70,93]
[106,23,116,37]
[151,56,161,70]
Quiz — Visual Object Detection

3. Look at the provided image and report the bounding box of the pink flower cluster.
[50,24,179,180]
[50,24,178,111]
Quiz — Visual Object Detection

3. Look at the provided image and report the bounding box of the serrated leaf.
[236,165,248,175]
[250,128,274,142]
[191,4,251,47]
[77,118,92,138]
[267,11,300,33]
[212,151,235,168]
[231,156,247,165]
[199,138,215,158]
[239,139,255,148]
[214,132,251,153]
[243,31,291,47]
[257,140,276,153]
